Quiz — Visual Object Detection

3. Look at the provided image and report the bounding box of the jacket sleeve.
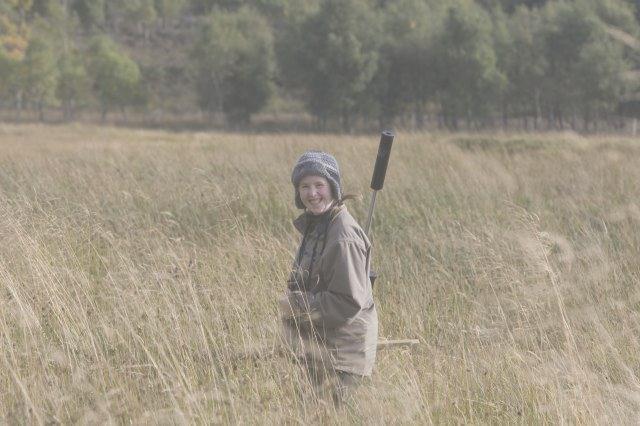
[305,239,371,329]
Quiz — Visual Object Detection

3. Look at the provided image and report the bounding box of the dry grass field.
[1,124,640,424]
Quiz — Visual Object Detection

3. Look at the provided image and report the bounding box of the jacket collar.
[293,203,344,234]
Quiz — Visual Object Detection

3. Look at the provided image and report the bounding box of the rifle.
[366,131,420,350]
[366,130,395,288]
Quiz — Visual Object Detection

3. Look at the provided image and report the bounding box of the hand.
[278,293,296,319]
[278,290,308,319]
[279,291,323,325]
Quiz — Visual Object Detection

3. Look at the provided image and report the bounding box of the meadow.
[1,124,640,424]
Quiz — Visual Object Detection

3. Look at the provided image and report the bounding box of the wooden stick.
[233,338,420,363]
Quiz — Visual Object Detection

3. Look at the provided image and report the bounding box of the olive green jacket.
[283,205,378,376]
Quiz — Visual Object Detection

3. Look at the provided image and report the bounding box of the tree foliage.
[375,0,441,128]
[0,0,639,130]
[435,1,505,128]
[57,50,90,120]
[192,7,274,125]
[0,47,21,106]
[87,36,141,120]
[22,35,58,119]
[538,1,627,128]
[72,0,105,31]
[284,0,381,130]
[500,6,546,127]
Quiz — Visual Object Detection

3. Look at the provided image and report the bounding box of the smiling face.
[298,175,335,215]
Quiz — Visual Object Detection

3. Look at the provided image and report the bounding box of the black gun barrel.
[370,130,395,190]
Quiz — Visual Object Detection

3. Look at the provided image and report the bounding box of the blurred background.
[2,0,640,133]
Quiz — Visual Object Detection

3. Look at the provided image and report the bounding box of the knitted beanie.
[291,150,342,209]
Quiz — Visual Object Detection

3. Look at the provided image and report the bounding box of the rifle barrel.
[364,190,378,236]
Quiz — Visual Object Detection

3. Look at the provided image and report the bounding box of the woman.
[279,150,378,403]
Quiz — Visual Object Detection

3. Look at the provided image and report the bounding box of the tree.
[375,0,441,128]
[540,2,604,128]
[434,1,504,129]
[22,35,59,120]
[3,0,34,23]
[192,7,274,126]
[72,0,105,31]
[0,47,21,111]
[120,0,157,40]
[501,6,547,129]
[488,7,510,127]
[57,50,90,120]
[154,0,186,26]
[575,27,627,130]
[589,0,638,34]
[188,0,253,13]
[0,4,29,61]
[87,36,141,121]
[284,0,381,131]
[0,6,28,112]
[496,0,548,13]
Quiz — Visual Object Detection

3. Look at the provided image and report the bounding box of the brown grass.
[1,124,640,424]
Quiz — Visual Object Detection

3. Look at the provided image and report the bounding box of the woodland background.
[3,0,640,132]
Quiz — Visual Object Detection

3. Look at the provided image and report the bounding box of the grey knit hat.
[291,150,342,209]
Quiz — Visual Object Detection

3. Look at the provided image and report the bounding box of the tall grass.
[1,124,640,423]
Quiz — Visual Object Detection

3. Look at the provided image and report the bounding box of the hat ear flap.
[329,182,339,200]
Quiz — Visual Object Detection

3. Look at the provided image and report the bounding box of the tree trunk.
[15,91,22,120]
[341,109,351,133]
[414,101,424,130]
[63,99,71,121]
[38,101,44,122]
[502,102,508,130]
[583,110,591,133]
[534,90,541,131]
[451,114,458,131]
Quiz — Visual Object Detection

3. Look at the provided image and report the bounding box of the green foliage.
[87,36,142,120]
[539,1,628,127]
[496,0,548,13]
[501,6,546,122]
[435,1,505,127]
[1,0,640,130]
[57,50,90,120]
[375,0,441,127]
[154,0,186,22]
[576,26,627,123]
[120,0,157,30]
[587,0,638,34]
[192,7,274,125]
[5,0,34,16]
[539,3,588,124]
[0,3,26,102]
[284,0,381,130]
[22,35,59,118]
[0,47,21,103]
[625,0,640,22]
[189,0,246,13]
[188,0,298,14]
[0,4,30,60]
[31,0,80,52]
[72,0,105,30]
